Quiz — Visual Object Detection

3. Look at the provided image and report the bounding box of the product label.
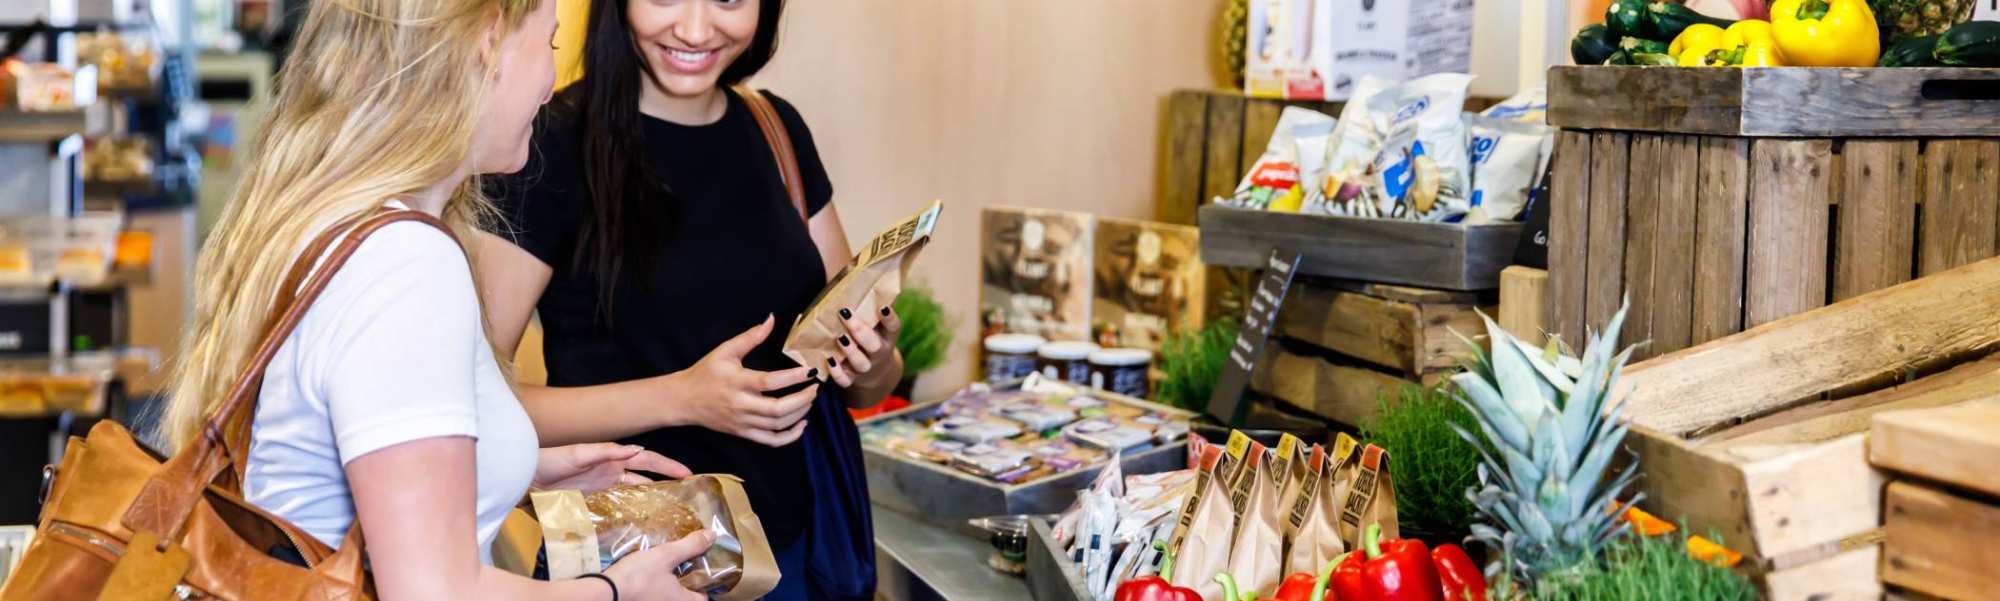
[1229,441,1267,518]
[1340,445,1387,534]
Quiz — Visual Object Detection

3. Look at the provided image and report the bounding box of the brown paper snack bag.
[1283,444,1344,575]
[1226,444,1287,598]
[784,201,943,379]
[1270,434,1307,537]
[530,475,780,601]
[1168,432,1250,601]
[1331,439,1399,549]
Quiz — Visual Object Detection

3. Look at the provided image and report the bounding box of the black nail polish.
[838,335,851,347]
[839,308,853,320]
[807,369,818,380]
[828,358,840,368]
[882,307,892,316]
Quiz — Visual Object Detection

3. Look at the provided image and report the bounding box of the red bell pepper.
[1330,524,1443,601]
[1273,570,1318,601]
[1114,542,1202,601]
[1430,544,1486,601]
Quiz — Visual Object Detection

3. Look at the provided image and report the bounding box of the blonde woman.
[157,0,709,599]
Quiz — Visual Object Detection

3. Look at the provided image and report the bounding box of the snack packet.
[530,475,779,601]
[1374,73,1475,222]
[1226,444,1286,598]
[1221,106,1336,211]
[1466,116,1555,224]
[1167,435,1241,601]
[1479,86,1548,124]
[785,201,942,378]
[1270,434,1308,524]
[1284,442,1345,574]
[1309,76,1396,218]
[1328,437,1399,548]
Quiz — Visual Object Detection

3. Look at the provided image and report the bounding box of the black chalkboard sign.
[1206,247,1303,425]
[1512,159,1555,269]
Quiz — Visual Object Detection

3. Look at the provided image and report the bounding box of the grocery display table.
[875,505,1032,601]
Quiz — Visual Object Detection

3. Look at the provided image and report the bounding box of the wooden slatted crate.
[1614,257,2000,599]
[1247,278,1491,427]
[1870,398,2000,600]
[1545,66,2000,361]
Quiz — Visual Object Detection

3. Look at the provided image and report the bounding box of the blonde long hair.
[159,0,542,449]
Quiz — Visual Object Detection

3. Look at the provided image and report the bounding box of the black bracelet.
[578,573,618,601]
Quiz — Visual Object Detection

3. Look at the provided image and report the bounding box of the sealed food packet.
[1328,438,1399,548]
[1466,115,1555,224]
[1310,76,1396,218]
[1479,86,1548,124]
[529,475,779,601]
[1219,107,1335,211]
[1374,73,1475,222]
[1167,436,1239,601]
[785,201,943,379]
[1269,434,1307,526]
[1225,444,1286,598]
[1283,443,1344,575]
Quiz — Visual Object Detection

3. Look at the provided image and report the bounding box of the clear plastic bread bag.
[531,475,780,601]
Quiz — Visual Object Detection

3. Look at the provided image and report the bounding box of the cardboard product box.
[1245,0,1473,101]
[981,208,1094,342]
[1091,219,1205,351]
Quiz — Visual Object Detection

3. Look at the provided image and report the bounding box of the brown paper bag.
[1226,444,1286,598]
[784,201,943,379]
[1270,434,1307,537]
[1283,444,1344,575]
[1168,433,1249,601]
[1329,435,1398,549]
[530,475,780,601]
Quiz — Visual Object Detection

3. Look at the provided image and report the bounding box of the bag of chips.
[1327,437,1399,548]
[1225,443,1286,598]
[1167,436,1240,601]
[1466,115,1555,224]
[785,201,943,378]
[530,475,780,601]
[1283,443,1344,575]
[1221,107,1336,211]
[1374,73,1475,222]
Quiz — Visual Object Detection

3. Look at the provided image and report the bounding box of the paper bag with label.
[784,201,943,380]
[1167,434,1245,601]
[1283,443,1344,574]
[1328,437,1398,548]
[530,475,780,601]
[1226,443,1286,598]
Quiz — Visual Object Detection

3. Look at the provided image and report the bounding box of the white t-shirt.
[243,216,538,565]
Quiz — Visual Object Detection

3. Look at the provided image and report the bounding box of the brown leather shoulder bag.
[1,209,453,601]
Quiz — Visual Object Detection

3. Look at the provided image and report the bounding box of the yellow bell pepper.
[1739,39,1787,66]
[1723,19,1776,47]
[1770,0,1880,67]
[1670,23,1727,57]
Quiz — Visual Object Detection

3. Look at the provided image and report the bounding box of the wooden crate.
[1545,66,2000,360]
[1880,482,2000,601]
[1198,205,1524,291]
[1613,257,2000,597]
[1248,279,1489,426]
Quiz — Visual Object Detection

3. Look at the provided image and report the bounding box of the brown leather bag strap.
[124,210,455,546]
[735,84,809,223]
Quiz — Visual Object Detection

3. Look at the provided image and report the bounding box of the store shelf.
[875,505,1032,601]
[0,110,89,143]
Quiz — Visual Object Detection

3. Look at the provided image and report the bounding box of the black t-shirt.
[489,87,834,545]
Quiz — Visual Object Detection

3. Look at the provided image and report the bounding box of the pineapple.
[1222,0,1248,89]
[1450,301,1640,591]
[1871,0,1976,43]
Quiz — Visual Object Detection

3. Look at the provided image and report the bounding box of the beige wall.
[748,0,1225,401]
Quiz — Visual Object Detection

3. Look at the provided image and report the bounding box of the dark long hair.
[573,0,787,310]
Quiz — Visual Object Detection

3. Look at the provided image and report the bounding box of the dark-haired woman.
[474,1,891,600]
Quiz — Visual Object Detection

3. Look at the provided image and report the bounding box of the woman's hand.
[826,306,903,389]
[603,530,717,601]
[668,315,819,447]
[534,443,692,493]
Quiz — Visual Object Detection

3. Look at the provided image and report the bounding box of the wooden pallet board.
[1196,205,1523,291]
[1871,399,2000,498]
[1550,66,2000,137]
[1548,132,1592,351]
[1882,482,2000,601]
[1691,136,1749,345]
[1274,279,1484,378]
[1763,544,1885,601]
[1250,346,1417,427]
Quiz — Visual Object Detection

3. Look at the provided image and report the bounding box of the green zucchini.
[1644,1,1733,41]
[1879,34,1942,67]
[1620,37,1671,55]
[1937,21,2000,67]
[1571,24,1621,65]
[1630,52,1679,66]
[1606,0,1649,38]
[1604,50,1634,66]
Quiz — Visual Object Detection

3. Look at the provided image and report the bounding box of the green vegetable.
[1606,0,1650,37]
[1361,384,1481,538]
[1520,531,1758,600]
[1879,33,1942,66]
[1630,52,1680,65]
[891,281,954,376]
[1936,21,2000,66]
[1604,49,1634,65]
[1154,319,1239,411]
[1571,24,1621,65]
[1644,1,1735,40]
[1619,36,1671,55]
